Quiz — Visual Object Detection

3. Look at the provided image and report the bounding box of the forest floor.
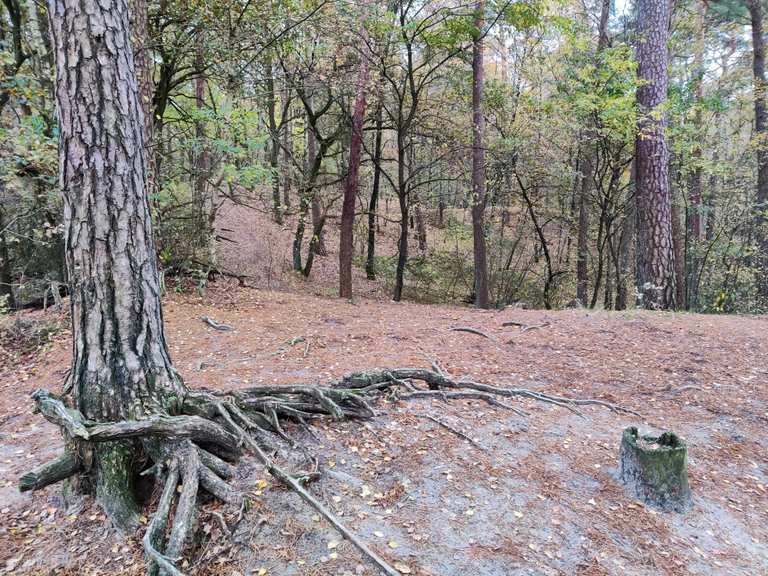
[1,204,767,576]
[1,280,767,576]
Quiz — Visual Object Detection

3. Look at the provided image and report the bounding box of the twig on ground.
[201,316,234,331]
[416,413,488,451]
[502,320,551,332]
[450,326,495,341]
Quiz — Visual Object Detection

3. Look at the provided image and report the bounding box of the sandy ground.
[0,280,766,576]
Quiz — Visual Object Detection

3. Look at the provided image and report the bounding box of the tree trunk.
[413,192,428,254]
[49,0,185,528]
[282,117,292,210]
[340,21,370,298]
[471,0,490,308]
[671,198,686,309]
[393,135,409,302]
[575,148,592,306]
[394,193,408,302]
[266,58,282,225]
[306,118,327,256]
[128,0,154,189]
[616,200,635,311]
[688,0,706,244]
[576,0,611,306]
[366,103,384,280]
[194,46,212,260]
[0,207,15,310]
[634,0,676,310]
[748,0,768,304]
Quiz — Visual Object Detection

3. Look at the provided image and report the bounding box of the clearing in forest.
[1,284,766,576]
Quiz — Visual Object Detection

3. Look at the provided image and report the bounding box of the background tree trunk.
[0,206,15,309]
[194,46,212,259]
[282,117,292,209]
[366,103,383,280]
[266,58,282,224]
[128,0,154,188]
[393,137,409,302]
[471,0,489,308]
[339,20,370,298]
[49,0,185,528]
[576,0,610,306]
[635,0,676,309]
[306,116,327,256]
[748,0,768,305]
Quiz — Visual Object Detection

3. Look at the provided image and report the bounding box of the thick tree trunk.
[634,0,676,310]
[340,29,370,298]
[366,104,384,280]
[471,0,490,309]
[49,0,185,528]
[748,0,768,304]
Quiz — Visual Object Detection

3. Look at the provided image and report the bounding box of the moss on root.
[95,442,140,531]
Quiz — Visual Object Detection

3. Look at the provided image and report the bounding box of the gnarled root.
[21,366,636,576]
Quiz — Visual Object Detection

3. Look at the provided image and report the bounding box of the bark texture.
[49,0,184,525]
[634,0,676,309]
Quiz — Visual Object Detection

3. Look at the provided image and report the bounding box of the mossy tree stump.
[619,426,691,512]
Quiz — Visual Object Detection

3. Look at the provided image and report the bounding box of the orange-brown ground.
[1,279,766,576]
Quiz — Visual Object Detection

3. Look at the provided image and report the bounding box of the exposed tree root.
[200,316,234,331]
[21,366,637,575]
[450,326,495,340]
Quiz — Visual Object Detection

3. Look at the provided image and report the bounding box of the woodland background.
[2,0,768,315]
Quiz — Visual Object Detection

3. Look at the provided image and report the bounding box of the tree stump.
[619,426,691,512]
